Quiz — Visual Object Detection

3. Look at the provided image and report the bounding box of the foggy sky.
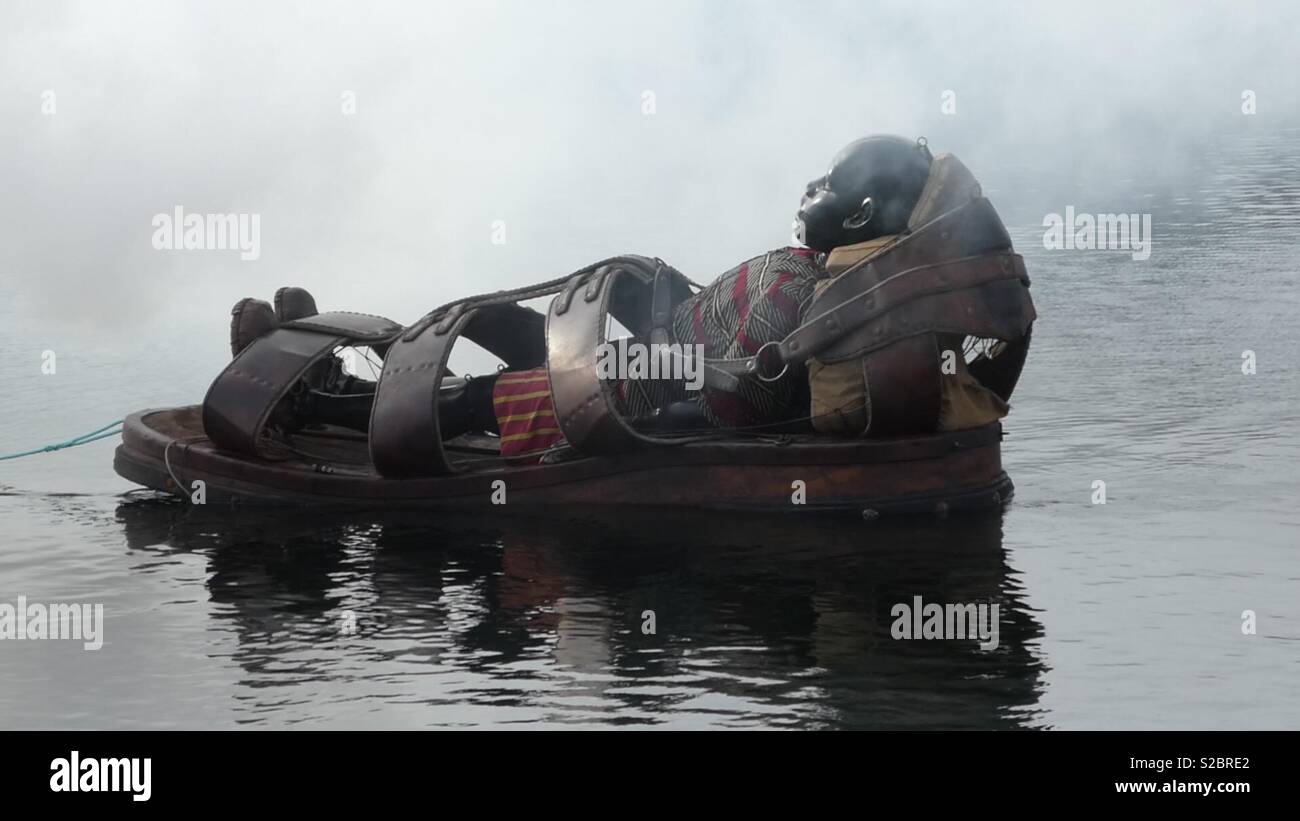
[2,0,1297,350]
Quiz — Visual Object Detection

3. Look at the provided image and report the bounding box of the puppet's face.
[795,172,857,252]
[793,175,829,248]
[794,135,933,252]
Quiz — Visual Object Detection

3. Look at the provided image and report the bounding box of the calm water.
[2,128,1298,729]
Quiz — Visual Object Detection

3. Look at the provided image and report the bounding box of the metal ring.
[754,341,789,383]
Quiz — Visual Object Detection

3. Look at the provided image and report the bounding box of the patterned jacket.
[620,246,825,428]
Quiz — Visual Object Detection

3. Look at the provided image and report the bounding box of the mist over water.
[3,1,1297,335]
[1,2,1298,728]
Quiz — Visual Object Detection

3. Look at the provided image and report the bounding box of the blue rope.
[0,420,124,461]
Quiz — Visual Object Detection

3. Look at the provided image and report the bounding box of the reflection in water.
[5,127,1296,729]
[115,496,1047,728]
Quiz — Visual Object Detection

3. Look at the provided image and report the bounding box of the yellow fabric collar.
[824,234,900,276]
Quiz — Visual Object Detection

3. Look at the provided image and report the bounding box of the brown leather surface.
[648,268,675,345]
[461,303,548,369]
[228,297,276,358]
[799,196,1036,435]
[279,310,403,342]
[368,308,474,478]
[863,334,942,436]
[782,197,1016,363]
[369,255,690,476]
[907,153,984,232]
[795,252,1030,364]
[122,406,1010,514]
[819,267,1036,365]
[546,258,704,456]
[273,286,318,323]
[603,259,695,336]
[203,313,401,457]
[547,266,650,455]
[368,304,549,479]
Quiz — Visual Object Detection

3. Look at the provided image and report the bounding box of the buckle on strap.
[698,340,789,392]
[753,341,789,383]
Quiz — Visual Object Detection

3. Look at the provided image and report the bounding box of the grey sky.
[2,0,1296,347]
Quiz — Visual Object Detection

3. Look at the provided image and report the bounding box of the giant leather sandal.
[115,156,1035,515]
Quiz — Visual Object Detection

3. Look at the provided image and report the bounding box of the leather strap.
[279,311,404,343]
[547,263,702,455]
[202,313,402,457]
[862,334,942,435]
[701,197,1029,379]
[369,309,473,477]
[782,197,1015,362]
[702,252,1030,379]
[649,267,675,345]
[370,254,693,475]
[547,267,651,455]
[458,302,548,369]
[369,303,547,477]
[811,255,1034,364]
